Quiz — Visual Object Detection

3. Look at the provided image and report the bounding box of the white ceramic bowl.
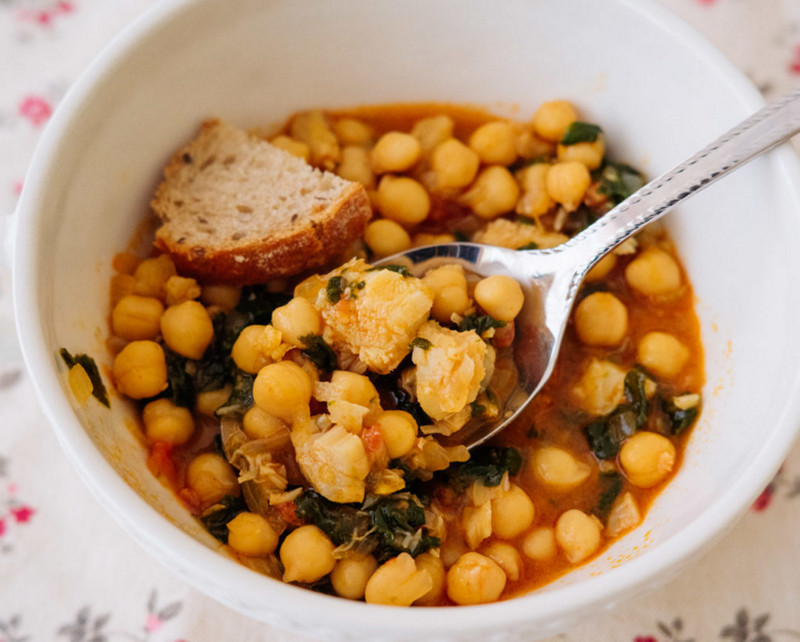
[14,0,800,639]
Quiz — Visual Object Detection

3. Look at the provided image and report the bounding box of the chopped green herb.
[624,367,650,428]
[201,495,248,543]
[596,162,645,205]
[215,370,254,418]
[326,275,346,304]
[457,313,506,335]
[299,334,338,372]
[294,490,438,561]
[517,241,539,251]
[453,230,469,242]
[660,397,700,435]
[595,471,624,519]
[470,401,487,417]
[59,348,110,407]
[561,121,602,145]
[367,264,411,278]
[525,424,539,440]
[448,446,522,492]
[409,337,432,351]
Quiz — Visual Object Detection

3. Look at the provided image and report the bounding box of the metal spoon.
[382,87,800,449]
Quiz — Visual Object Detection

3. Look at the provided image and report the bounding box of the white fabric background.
[2,1,800,640]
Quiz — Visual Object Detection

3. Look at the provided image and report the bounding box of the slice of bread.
[151,119,371,285]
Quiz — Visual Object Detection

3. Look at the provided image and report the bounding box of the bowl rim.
[13,0,800,635]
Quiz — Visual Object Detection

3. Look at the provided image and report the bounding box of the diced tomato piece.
[493,323,516,348]
[361,425,385,454]
[147,440,178,488]
[274,500,304,527]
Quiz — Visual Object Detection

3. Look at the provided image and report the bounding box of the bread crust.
[151,119,371,285]
[154,184,370,285]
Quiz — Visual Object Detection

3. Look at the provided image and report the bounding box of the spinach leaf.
[584,367,651,460]
[409,337,432,351]
[595,471,623,519]
[236,285,290,325]
[470,401,487,417]
[163,348,195,407]
[561,121,602,145]
[596,162,645,205]
[624,367,650,428]
[660,397,700,435]
[457,313,506,335]
[200,494,248,543]
[294,490,438,561]
[326,276,346,304]
[448,446,522,492]
[453,230,469,242]
[517,241,539,251]
[59,348,110,407]
[300,334,338,372]
[367,264,411,278]
[215,370,254,418]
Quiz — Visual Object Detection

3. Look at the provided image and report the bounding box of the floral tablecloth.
[3,2,800,641]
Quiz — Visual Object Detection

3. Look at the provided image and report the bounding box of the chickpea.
[111,295,164,341]
[516,163,555,218]
[195,384,232,416]
[422,264,467,292]
[242,406,290,442]
[290,109,340,169]
[331,370,379,408]
[412,232,456,247]
[522,527,557,561]
[481,541,522,581]
[491,483,536,539]
[432,285,470,323]
[231,325,270,374]
[412,114,455,154]
[133,255,176,300]
[142,398,195,445]
[469,121,517,165]
[430,138,480,189]
[625,248,682,296]
[637,332,690,379]
[557,136,605,170]
[474,275,524,322]
[280,525,336,583]
[532,100,578,142]
[546,161,591,212]
[331,554,378,600]
[555,509,602,564]
[112,340,168,399]
[227,512,279,557]
[201,284,241,311]
[531,446,591,491]
[270,135,311,161]
[376,410,418,458]
[413,553,446,605]
[462,166,520,219]
[271,297,322,348]
[364,219,412,258]
[253,361,313,422]
[573,292,628,346]
[160,300,214,360]
[337,145,375,189]
[371,131,421,174]
[112,252,141,275]
[584,253,617,283]
[446,552,506,605]
[185,452,239,506]
[619,431,676,488]
[364,553,433,606]
[333,118,374,146]
[376,175,431,225]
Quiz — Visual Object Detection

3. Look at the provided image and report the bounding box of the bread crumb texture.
[151,119,371,284]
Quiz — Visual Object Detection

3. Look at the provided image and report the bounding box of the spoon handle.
[563,86,800,288]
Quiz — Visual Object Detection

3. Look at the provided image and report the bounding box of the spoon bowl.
[384,86,800,448]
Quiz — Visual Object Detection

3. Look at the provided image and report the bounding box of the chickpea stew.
[100,101,703,607]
